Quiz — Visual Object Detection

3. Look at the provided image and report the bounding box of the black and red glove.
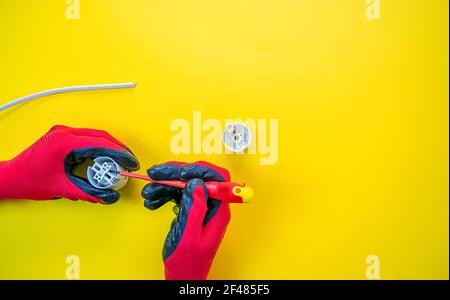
[0,125,139,204]
[142,161,231,280]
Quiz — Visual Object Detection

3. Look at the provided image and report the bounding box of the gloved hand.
[0,125,139,204]
[142,161,231,280]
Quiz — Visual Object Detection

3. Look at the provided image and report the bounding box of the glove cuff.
[0,159,45,200]
[164,263,210,280]
[0,160,18,199]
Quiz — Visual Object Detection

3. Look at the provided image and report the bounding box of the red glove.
[141,161,231,280]
[0,125,139,204]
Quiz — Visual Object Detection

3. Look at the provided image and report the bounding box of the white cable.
[0,82,136,112]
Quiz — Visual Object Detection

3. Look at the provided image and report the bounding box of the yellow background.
[0,0,448,279]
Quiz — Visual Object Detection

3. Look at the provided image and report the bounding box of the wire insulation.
[0,82,136,112]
